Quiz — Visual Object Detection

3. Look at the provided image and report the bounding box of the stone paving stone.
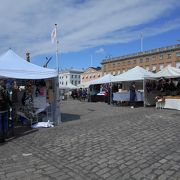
[0,100,180,179]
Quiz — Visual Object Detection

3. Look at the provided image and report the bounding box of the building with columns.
[101,44,180,76]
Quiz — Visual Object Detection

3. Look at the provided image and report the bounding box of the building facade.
[101,44,180,76]
[81,67,102,84]
[59,69,84,87]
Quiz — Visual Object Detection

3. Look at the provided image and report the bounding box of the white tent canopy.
[77,81,90,88]
[153,66,180,78]
[0,49,58,79]
[89,74,114,85]
[111,66,154,82]
[59,83,77,89]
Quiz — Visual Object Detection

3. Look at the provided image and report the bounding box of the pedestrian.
[129,81,136,108]
[0,80,11,143]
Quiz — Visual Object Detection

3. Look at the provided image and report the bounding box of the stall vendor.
[129,81,136,108]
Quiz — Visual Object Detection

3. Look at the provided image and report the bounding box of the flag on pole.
[51,28,56,43]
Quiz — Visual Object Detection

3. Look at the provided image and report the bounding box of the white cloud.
[95,48,105,54]
[0,0,179,57]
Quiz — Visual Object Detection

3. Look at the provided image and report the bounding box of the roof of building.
[59,68,84,74]
[87,67,101,71]
[101,44,180,64]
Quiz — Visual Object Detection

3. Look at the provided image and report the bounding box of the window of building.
[167,54,172,59]
[75,75,77,78]
[152,65,156,71]
[151,65,156,73]
[167,63,171,67]
[93,75,96,78]
[176,52,180,57]
[66,81,67,85]
[113,63,116,67]
[75,81,77,85]
[146,66,149,71]
[128,61,131,64]
[82,76,84,79]
[66,76,67,79]
[78,81,80,84]
[86,76,88,79]
[152,56,156,61]
[146,58,149,62]
[159,54,163,60]
[176,62,180,68]
[98,74,100,77]
[140,58,143,63]
[133,60,136,64]
[159,64,164,70]
[71,80,73,84]
[62,82,63,85]
[71,75,73,78]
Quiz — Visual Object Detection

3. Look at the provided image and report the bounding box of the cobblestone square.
[0,100,180,180]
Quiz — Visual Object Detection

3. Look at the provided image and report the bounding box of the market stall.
[88,74,114,103]
[0,50,60,135]
[145,66,180,109]
[111,66,154,106]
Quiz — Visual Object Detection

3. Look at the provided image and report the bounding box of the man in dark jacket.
[0,80,10,143]
[129,82,136,108]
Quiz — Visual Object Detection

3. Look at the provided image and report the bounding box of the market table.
[113,91,144,102]
[164,96,180,110]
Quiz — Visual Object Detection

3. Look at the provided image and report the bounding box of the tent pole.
[143,79,146,107]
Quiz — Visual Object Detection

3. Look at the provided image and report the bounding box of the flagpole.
[53,24,61,125]
[140,33,143,52]
[55,24,59,71]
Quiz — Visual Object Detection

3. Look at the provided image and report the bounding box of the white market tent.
[0,49,57,79]
[111,66,154,82]
[0,49,60,125]
[153,66,180,78]
[110,66,155,106]
[77,81,90,88]
[144,66,180,107]
[89,74,114,85]
[59,83,77,89]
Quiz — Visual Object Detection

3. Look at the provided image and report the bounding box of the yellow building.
[81,67,102,84]
[101,44,180,76]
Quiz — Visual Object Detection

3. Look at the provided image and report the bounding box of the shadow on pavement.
[1,126,38,144]
[61,113,80,122]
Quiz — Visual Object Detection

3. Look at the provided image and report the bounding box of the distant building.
[59,69,84,87]
[81,67,102,84]
[101,44,180,76]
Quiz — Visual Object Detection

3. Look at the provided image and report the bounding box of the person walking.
[129,82,136,108]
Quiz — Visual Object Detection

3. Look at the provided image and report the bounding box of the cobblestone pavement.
[0,100,180,180]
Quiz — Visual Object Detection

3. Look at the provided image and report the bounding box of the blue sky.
[0,0,180,70]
